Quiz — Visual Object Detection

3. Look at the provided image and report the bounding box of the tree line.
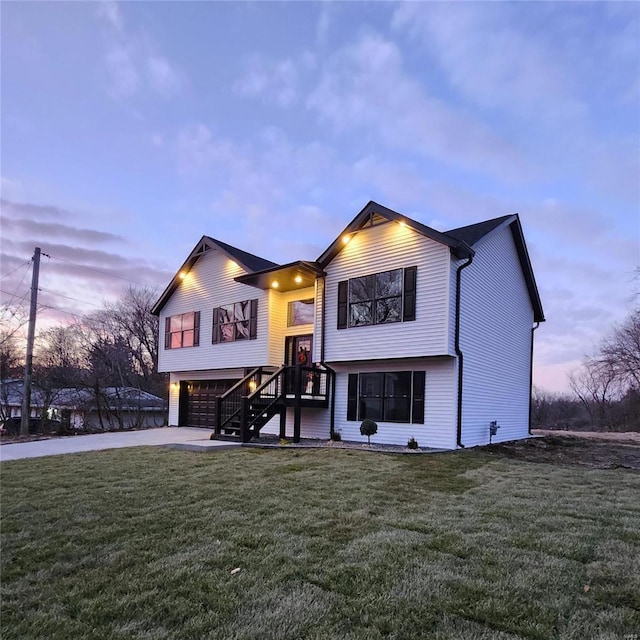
[0,287,167,430]
[533,305,640,432]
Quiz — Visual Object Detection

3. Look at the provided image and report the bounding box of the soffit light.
[272,281,279,288]
[294,275,303,284]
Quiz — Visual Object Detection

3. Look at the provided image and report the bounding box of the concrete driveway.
[0,427,239,461]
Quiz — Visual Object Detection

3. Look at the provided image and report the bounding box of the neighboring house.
[0,379,47,421]
[0,380,166,430]
[152,201,544,449]
[53,387,167,430]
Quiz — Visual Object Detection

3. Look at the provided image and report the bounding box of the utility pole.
[20,247,41,437]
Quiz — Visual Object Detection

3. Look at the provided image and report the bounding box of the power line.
[0,259,31,281]
[37,303,86,322]
[0,286,31,310]
[0,262,32,308]
[44,253,154,288]
[38,287,101,308]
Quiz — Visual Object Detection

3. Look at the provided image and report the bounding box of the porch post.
[293,365,302,443]
[279,406,287,440]
[214,396,221,435]
[240,397,249,443]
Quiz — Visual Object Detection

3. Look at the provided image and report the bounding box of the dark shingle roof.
[209,237,278,272]
[445,215,513,247]
[151,236,278,315]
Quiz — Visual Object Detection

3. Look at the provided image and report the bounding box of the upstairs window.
[337,266,416,329]
[288,298,315,326]
[164,312,200,349]
[212,299,258,343]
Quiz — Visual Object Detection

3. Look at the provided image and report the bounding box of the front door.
[284,335,313,393]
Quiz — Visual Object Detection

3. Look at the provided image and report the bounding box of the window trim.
[212,299,258,344]
[338,266,416,329]
[287,298,315,327]
[164,311,200,349]
[347,371,425,424]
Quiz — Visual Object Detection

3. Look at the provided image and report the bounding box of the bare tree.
[598,308,640,392]
[569,358,620,431]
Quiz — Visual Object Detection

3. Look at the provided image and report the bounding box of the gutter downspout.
[455,255,473,448]
[319,276,336,438]
[528,322,540,435]
[320,276,326,363]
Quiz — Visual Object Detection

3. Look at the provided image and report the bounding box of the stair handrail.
[236,366,286,440]
[219,367,261,400]
[246,364,286,400]
[216,367,262,433]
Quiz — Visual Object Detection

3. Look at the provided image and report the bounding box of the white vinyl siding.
[158,250,270,373]
[267,286,316,365]
[323,222,451,362]
[458,225,534,446]
[332,358,456,449]
[313,277,324,362]
[259,407,330,440]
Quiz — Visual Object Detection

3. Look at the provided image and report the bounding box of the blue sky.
[1,1,638,392]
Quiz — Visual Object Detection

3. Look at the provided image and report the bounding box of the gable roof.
[445,215,513,246]
[317,202,543,323]
[152,201,543,323]
[317,201,474,267]
[151,236,278,315]
[448,214,544,323]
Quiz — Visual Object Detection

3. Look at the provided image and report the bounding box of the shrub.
[330,430,342,442]
[407,437,419,450]
[360,419,377,445]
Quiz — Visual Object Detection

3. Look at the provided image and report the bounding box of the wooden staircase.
[214,364,334,442]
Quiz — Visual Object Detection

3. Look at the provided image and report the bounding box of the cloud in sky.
[0,199,171,329]
[2,1,638,392]
[97,0,182,100]
[307,32,529,182]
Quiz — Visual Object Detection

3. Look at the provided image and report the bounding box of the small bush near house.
[407,437,419,450]
[360,418,378,445]
[330,430,342,442]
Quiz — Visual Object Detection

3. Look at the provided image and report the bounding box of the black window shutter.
[403,266,417,322]
[193,311,200,346]
[249,299,258,339]
[347,373,358,421]
[165,317,172,349]
[212,308,219,344]
[337,281,348,329]
[412,371,425,424]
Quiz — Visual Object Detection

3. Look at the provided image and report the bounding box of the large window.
[164,311,200,349]
[288,298,314,326]
[347,371,425,424]
[349,269,402,326]
[338,266,416,329]
[212,299,258,343]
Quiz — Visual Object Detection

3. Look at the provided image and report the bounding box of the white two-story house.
[151,201,544,449]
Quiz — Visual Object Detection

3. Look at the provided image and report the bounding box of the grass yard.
[1,439,639,639]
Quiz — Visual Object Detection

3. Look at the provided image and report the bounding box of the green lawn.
[1,444,639,639]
